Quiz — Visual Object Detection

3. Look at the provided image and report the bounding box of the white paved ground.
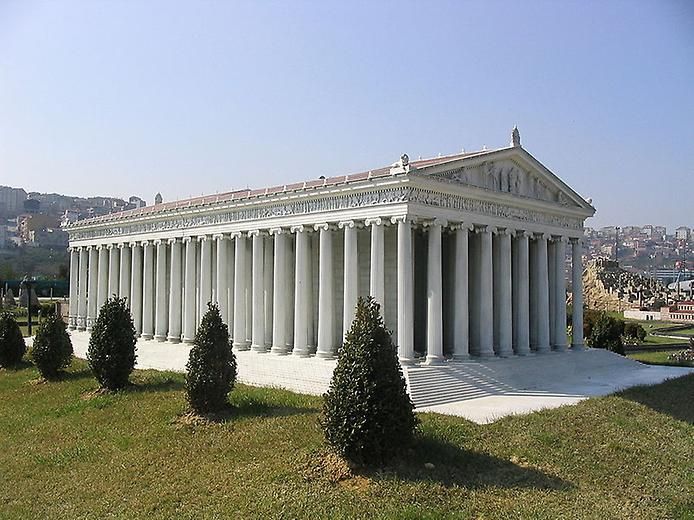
[60,331,693,424]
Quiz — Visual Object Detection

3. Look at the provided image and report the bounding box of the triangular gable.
[412,146,595,214]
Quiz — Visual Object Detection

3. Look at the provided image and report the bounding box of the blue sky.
[1,0,692,230]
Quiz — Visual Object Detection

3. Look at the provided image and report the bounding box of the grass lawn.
[1,360,692,519]
[627,349,694,367]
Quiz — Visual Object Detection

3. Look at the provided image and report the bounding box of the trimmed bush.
[31,314,73,379]
[623,322,647,343]
[322,297,418,466]
[587,312,625,355]
[185,302,237,414]
[87,296,137,390]
[0,312,26,367]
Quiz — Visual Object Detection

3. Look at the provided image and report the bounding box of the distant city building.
[129,196,146,209]
[23,198,41,214]
[28,228,69,248]
[660,300,694,324]
[0,225,7,248]
[154,192,163,205]
[0,186,27,218]
[675,226,691,240]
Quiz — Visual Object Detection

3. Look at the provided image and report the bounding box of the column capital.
[248,229,268,237]
[569,237,583,245]
[314,223,336,232]
[117,242,129,249]
[338,220,363,229]
[533,232,550,241]
[448,221,474,232]
[473,224,493,234]
[290,224,309,234]
[550,235,569,243]
[212,233,229,241]
[140,240,153,247]
[390,215,417,226]
[167,237,180,245]
[269,227,287,235]
[197,235,211,242]
[153,239,167,246]
[493,227,513,236]
[229,231,246,239]
[106,243,117,250]
[514,229,532,239]
[422,217,448,229]
[364,217,383,227]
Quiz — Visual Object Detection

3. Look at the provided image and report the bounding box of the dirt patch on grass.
[172,408,236,429]
[301,450,372,491]
[81,387,113,400]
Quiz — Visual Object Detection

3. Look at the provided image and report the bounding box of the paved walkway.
[60,331,693,424]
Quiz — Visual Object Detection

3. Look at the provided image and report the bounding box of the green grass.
[1,360,692,519]
[628,349,694,367]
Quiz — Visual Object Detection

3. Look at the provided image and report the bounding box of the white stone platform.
[63,331,693,424]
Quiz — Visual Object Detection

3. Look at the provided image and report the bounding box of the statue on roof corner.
[511,126,521,147]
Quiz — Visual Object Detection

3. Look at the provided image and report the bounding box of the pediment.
[419,148,593,211]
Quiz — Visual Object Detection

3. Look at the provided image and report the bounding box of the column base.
[475,349,495,358]
[154,335,167,342]
[167,336,181,344]
[315,350,335,360]
[533,347,551,354]
[452,353,470,361]
[292,348,311,358]
[270,346,289,355]
[571,343,585,351]
[141,333,154,340]
[399,356,416,365]
[251,344,268,353]
[77,326,86,332]
[233,341,251,351]
[552,344,568,352]
[495,348,513,358]
[182,337,195,344]
[424,355,445,365]
[514,349,531,356]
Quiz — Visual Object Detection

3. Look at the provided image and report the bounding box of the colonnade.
[68,217,585,363]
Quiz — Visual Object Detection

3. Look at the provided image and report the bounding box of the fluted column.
[548,239,557,348]
[571,238,584,350]
[453,224,471,359]
[512,231,530,355]
[340,220,359,338]
[141,241,155,340]
[493,228,513,357]
[553,237,568,351]
[271,228,288,354]
[118,243,131,306]
[263,234,274,349]
[215,234,229,324]
[393,216,415,364]
[154,239,168,341]
[198,236,212,323]
[531,233,550,353]
[167,238,182,343]
[129,242,143,336]
[292,225,310,357]
[475,226,495,357]
[232,233,250,350]
[86,246,99,330]
[183,237,197,344]
[366,217,385,308]
[97,245,109,309]
[250,230,266,352]
[425,219,445,365]
[108,244,120,298]
[315,223,336,359]
[68,247,79,329]
[77,247,88,330]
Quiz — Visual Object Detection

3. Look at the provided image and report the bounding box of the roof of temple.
[69,147,497,226]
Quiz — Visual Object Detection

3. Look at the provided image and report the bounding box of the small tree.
[0,312,26,367]
[322,297,418,466]
[587,312,625,355]
[185,303,237,414]
[87,296,137,390]
[31,314,73,379]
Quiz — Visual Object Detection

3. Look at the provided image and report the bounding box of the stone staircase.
[404,361,518,409]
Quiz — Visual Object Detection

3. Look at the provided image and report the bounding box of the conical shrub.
[0,312,26,367]
[31,314,73,379]
[322,297,418,466]
[186,302,237,414]
[87,296,137,390]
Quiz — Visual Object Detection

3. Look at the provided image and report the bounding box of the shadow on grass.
[0,360,34,371]
[382,436,572,490]
[618,373,694,424]
[56,367,93,382]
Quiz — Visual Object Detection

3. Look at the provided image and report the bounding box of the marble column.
[453,224,471,359]
[167,238,182,343]
[476,226,495,357]
[154,239,168,342]
[367,217,385,309]
[512,231,530,355]
[548,239,557,348]
[553,237,568,351]
[315,223,336,359]
[250,230,266,352]
[263,235,274,349]
[108,244,120,298]
[571,238,585,350]
[183,237,197,344]
[531,233,550,353]
[68,247,79,329]
[118,243,131,306]
[393,216,414,364]
[86,246,99,330]
[199,236,212,322]
[141,241,155,340]
[340,220,359,339]
[292,225,310,357]
[97,245,109,310]
[271,229,288,354]
[232,233,250,350]
[493,229,513,357]
[76,247,88,330]
[130,242,143,336]
[425,219,445,365]
[214,234,229,325]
